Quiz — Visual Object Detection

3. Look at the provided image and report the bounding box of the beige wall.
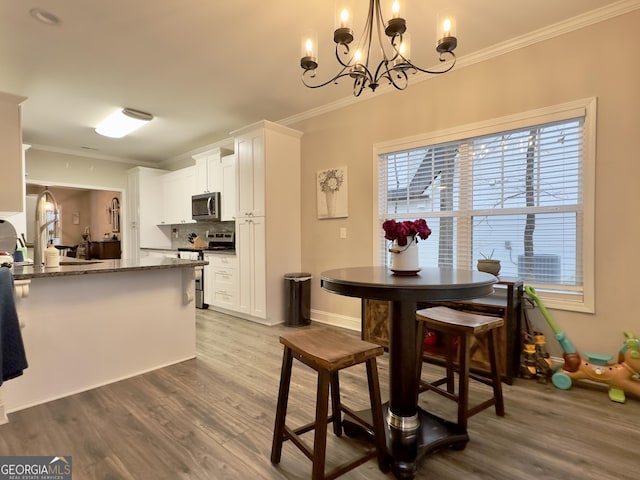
[89,190,121,241]
[26,185,120,246]
[26,148,132,190]
[291,10,640,355]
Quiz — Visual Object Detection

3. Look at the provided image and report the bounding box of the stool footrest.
[284,426,315,461]
[467,398,498,418]
[292,414,340,437]
[419,380,458,402]
[341,405,374,436]
[468,371,494,387]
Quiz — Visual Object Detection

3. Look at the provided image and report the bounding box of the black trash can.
[283,272,312,327]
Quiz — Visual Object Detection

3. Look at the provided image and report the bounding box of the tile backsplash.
[171,221,235,249]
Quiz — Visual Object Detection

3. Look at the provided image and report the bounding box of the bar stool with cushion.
[271,327,387,480]
[416,306,505,430]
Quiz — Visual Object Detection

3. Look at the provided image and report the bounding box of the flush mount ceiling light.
[95,108,154,138]
[300,0,457,96]
[29,8,62,26]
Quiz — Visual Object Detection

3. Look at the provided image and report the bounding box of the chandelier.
[300,0,457,97]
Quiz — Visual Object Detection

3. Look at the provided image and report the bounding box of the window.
[375,99,595,312]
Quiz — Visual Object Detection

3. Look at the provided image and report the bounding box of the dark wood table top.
[321,266,497,302]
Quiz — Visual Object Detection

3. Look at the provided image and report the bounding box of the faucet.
[34,189,61,265]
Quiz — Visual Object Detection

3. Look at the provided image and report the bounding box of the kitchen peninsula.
[0,256,206,422]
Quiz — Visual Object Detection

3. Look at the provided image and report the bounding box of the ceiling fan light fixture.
[95,108,154,138]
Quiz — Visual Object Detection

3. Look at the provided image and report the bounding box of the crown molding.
[279,0,640,128]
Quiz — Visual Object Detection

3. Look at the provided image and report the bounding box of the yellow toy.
[525,286,640,403]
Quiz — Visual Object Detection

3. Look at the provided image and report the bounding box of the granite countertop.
[11,257,208,280]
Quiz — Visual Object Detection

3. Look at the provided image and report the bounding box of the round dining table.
[321,266,497,479]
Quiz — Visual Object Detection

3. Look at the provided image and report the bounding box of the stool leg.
[444,333,456,394]
[271,347,294,464]
[416,321,426,385]
[487,329,505,417]
[457,335,470,429]
[330,371,343,437]
[312,369,331,480]
[366,357,389,472]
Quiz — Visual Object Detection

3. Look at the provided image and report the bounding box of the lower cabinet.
[235,216,266,319]
[204,253,238,310]
[85,240,121,260]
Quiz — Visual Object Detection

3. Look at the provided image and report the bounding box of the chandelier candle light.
[300,0,457,96]
[383,219,431,275]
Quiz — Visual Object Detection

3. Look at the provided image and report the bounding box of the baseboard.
[206,305,280,326]
[310,308,361,332]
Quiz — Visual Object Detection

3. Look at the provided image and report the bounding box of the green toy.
[525,286,640,403]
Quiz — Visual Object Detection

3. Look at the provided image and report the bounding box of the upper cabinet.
[159,166,197,225]
[0,92,27,215]
[193,147,232,194]
[235,131,265,218]
[126,167,171,255]
[220,154,236,221]
[193,147,236,221]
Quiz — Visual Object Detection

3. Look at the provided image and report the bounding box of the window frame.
[372,98,596,313]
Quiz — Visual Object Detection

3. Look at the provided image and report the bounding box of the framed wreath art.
[317,166,348,219]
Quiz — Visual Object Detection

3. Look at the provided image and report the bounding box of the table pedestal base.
[343,404,469,479]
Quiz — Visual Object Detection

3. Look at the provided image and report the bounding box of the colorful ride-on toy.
[525,286,640,403]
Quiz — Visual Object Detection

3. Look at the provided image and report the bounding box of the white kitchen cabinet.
[220,154,236,221]
[159,166,197,225]
[231,120,303,325]
[236,216,265,317]
[126,167,171,257]
[193,148,236,221]
[204,253,238,310]
[194,148,223,193]
[236,133,265,218]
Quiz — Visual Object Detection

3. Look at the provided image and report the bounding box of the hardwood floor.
[1,309,637,479]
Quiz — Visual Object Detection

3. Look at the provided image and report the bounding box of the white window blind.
[377,100,595,311]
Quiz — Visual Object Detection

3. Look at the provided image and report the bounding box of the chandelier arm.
[377,67,409,91]
[402,52,457,75]
[353,76,367,97]
[301,68,358,89]
[334,42,352,68]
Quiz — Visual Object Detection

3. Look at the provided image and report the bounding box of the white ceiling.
[0,0,629,165]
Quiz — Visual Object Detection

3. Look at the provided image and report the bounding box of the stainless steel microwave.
[192,192,221,221]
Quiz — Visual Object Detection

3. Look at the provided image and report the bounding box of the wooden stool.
[416,306,505,429]
[271,328,387,480]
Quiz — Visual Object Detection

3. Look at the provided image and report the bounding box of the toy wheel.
[552,371,572,390]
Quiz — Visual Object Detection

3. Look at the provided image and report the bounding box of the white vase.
[389,238,420,275]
